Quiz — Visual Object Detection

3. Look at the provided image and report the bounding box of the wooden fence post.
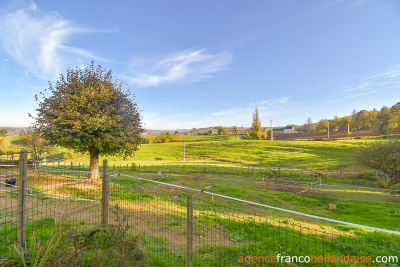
[17,150,28,250]
[102,160,110,226]
[186,195,193,267]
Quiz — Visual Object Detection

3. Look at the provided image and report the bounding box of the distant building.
[273,125,295,134]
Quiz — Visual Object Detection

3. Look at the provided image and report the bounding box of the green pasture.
[7,134,388,171]
[54,136,384,171]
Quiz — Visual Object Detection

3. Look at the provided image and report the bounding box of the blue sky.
[1,0,400,130]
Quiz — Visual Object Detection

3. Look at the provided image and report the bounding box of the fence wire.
[1,154,400,266]
[110,172,400,266]
[0,153,102,256]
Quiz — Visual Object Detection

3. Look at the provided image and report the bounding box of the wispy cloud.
[341,81,371,93]
[250,97,291,106]
[365,64,400,80]
[0,2,112,78]
[210,108,248,117]
[127,49,233,87]
[328,91,377,103]
[211,97,291,117]
[335,64,400,102]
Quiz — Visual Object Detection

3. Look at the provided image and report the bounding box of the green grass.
[108,172,400,266]
[7,134,389,171]
[110,172,400,232]
[55,136,386,171]
[5,135,26,146]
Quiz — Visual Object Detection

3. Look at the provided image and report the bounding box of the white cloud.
[127,49,233,87]
[2,58,8,62]
[0,2,110,78]
[335,64,400,102]
[366,64,400,80]
[211,97,291,117]
[328,91,377,103]
[250,97,291,106]
[341,81,371,93]
[210,108,248,117]
[142,112,202,130]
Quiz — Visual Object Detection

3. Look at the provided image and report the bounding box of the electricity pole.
[270,120,274,141]
[347,123,350,138]
[327,121,330,139]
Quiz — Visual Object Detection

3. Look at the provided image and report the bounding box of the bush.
[355,140,400,188]
[0,138,19,153]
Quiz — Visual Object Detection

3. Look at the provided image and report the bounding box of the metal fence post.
[102,160,110,226]
[186,195,193,267]
[17,150,28,250]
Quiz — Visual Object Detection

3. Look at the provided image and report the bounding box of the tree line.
[296,102,400,134]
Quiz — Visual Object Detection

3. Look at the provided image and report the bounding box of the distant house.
[273,125,295,134]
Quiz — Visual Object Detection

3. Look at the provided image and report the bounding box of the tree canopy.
[32,62,143,178]
[19,129,51,161]
[356,140,400,188]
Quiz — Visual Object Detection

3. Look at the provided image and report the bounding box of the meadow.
[44,135,385,171]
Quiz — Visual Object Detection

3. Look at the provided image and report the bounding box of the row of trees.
[297,102,400,134]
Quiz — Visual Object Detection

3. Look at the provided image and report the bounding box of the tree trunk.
[89,150,99,180]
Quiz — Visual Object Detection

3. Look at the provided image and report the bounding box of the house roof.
[274,125,295,131]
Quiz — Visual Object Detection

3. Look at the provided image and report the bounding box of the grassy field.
[105,171,400,265]
[44,136,386,171]
[6,134,386,171]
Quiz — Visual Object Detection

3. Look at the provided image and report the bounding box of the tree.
[20,129,51,161]
[315,119,328,133]
[391,102,400,129]
[375,107,394,134]
[217,126,230,135]
[305,117,315,133]
[356,140,400,188]
[32,62,143,179]
[0,128,8,137]
[250,108,262,139]
[231,126,239,136]
[261,127,268,139]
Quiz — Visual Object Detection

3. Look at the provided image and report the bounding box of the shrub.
[355,140,400,188]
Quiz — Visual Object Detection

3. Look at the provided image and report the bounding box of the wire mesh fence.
[1,154,400,266]
[0,151,102,256]
[109,164,400,200]
[111,163,374,181]
[110,173,400,266]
